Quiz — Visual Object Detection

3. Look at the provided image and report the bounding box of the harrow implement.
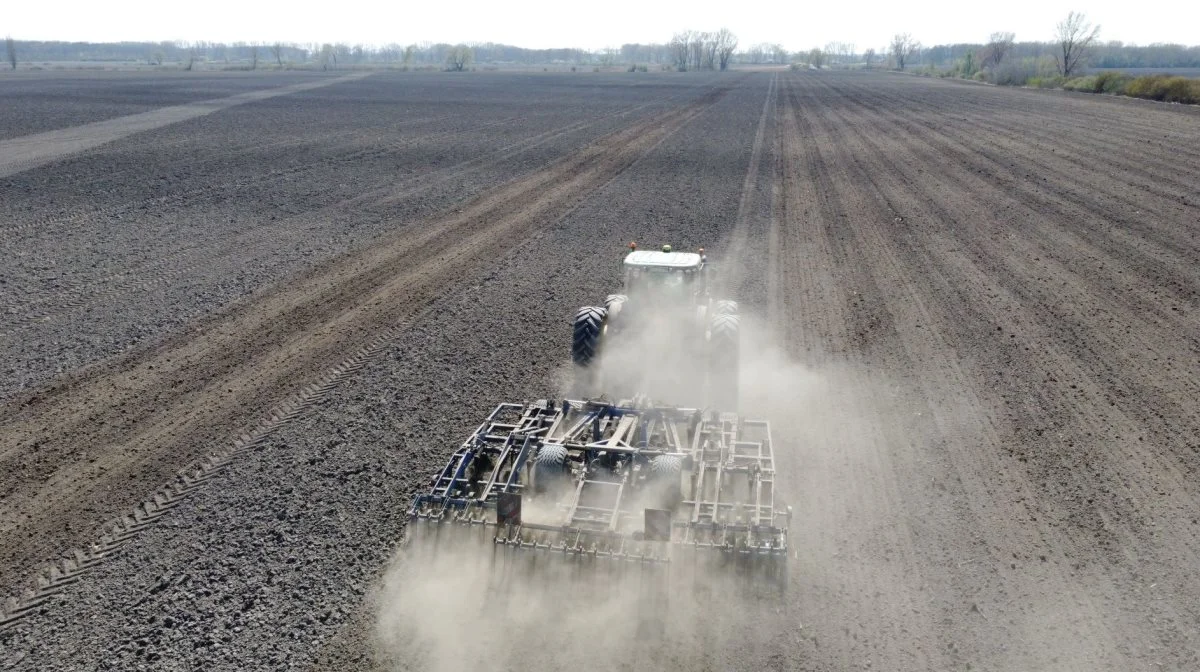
[407,398,790,573]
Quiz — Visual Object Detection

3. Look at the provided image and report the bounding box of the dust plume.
[373,315,821,671]
[373,524,788,672]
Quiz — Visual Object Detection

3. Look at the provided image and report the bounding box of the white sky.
[7,0,1198,52]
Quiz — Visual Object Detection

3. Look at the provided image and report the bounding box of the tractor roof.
[623,250,703,270]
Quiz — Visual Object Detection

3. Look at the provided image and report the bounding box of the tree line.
[0,37,737,70]
[5,24,1197,75]
[0,30,768,72]
[797,12,1198,82]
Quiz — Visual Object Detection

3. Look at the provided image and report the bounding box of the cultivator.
[408,397,790,578]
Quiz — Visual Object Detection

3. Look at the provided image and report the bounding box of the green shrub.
[1093,71,1131,94]
[1063,76,1097,92]
[1027,76,1064,89]
[1126,75,1165,99]
[958,52,978,79]
[1124,75,1200,103]
[1161,77,1200,103]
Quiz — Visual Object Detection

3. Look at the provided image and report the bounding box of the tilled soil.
[0,70,333,140]
[1,70,1199,671]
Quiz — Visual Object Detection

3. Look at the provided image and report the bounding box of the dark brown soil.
[0,69,1198,672]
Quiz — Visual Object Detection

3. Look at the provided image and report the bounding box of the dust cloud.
[372,313,822,671]
[373,522,789,672]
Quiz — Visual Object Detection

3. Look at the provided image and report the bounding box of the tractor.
[571,244,740,410]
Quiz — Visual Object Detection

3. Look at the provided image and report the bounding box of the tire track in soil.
[810,73,1200,665]
[719,71,776,301]
[0,73,373,180]
[0,81,736,627]
[0,86,699,333]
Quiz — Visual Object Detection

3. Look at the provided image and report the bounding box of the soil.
[0,69,1198,671]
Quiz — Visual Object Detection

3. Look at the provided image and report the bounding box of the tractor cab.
[622,245,706,298]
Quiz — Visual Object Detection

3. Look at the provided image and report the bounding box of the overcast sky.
[7,0,1198,52]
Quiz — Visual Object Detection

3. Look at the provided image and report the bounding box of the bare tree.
[890,33,918,70]
[446,44,472,71]
[745,43,767,64]
[1054,11,1100,77]
[249,44,259,70]
[824,42,839,65]
[864,48,877,68]
[714,29,737,71]
[981,32,1015,70]
[319,43,334,70]
[808,48,825,69]
[700,32,718,70]
[689,31,704,71]
[823,41,855,66]
[270,42,284,67]
[669,32,690,71]
[770,44,788,64]
[5,36,15,70]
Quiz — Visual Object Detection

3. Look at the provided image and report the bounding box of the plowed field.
[1,69,1198,671]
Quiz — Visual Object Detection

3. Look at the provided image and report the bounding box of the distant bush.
[1093,71,1132,93]
[1124,75,1200,103]
[984,65,1199,105]
[1062,75,1097,92]
[987,55,1056,86]
[1062,71,1133,94]
[1027,75,1065,89]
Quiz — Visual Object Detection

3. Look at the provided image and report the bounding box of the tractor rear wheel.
[708,313,740,410]
[572,306,607,367]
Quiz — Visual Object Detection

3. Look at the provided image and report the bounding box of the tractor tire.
[708,313,740,410]
[713,299,739,317]
[572,306,607,368]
